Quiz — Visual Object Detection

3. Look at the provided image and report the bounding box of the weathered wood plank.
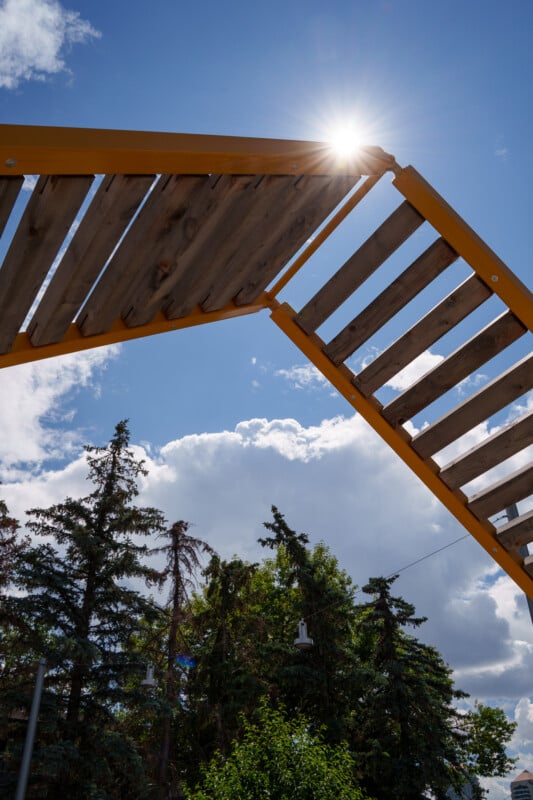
[296,201,425,334]
[439,410,533,489]
[0,175,93,354]
[468,464,533,520]
[497,510,533,550]
[122,173,253,327]
[0,176,24,237]
[162,175,294,320]
[230,176,358,308]
[411,353,533,459]
[383,311,526,426]
[28,174,154,346]
[325,238,458,364]
[78,174,210,335]
[356,274,492,396]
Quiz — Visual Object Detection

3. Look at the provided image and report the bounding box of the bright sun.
[327,124,364,159]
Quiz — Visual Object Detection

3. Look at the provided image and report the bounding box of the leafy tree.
[2,421,166,799]
[184,702,366,800]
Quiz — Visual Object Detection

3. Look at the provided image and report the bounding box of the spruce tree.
[2,421,166,799]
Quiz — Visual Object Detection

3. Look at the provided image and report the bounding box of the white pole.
[15,658,47,800]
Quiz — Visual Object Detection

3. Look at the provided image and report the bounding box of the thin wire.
[305,532,470,620]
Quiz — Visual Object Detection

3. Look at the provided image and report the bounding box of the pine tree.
[2,421,166,799]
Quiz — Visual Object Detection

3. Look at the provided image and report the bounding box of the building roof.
[512,771,533,784]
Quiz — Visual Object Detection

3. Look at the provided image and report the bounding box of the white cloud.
[274,363,329,390]
[0,345,119,479]
[1,408,531,797]
[385,350,445,391]
[0,0,100,89]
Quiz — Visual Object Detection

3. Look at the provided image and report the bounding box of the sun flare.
[328,125,363,159]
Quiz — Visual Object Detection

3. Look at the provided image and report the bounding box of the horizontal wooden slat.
[0,176,24,237]
[210,175,358,309]
[28,174,154,346]
[356,274,492,396]
[383,311,526,426]
[468,464,533,520]
[439,410,533,489]
[296,201,424,334]
[411,353,533,459]
[325,238,458,364]
[497,510,533,549]
[0,175,93,353]
[78,174,210,335]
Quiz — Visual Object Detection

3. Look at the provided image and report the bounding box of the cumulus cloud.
[0,346,119,479]
[0,0,100,89]
[1,403,531,794]
[274,363,329,391]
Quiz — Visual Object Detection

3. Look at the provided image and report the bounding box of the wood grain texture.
[411,353,533,459]
[161,175,301,320]
[468,463,533,520]
[383,311,527,426]
[356,275,492,396]
[122,174,263,327]
[296,201,424,334]
[0,175,93,353]
[28,174,154,345]
[439,410,533,489]
[497,510,533,549]
[206,175,358,309]
[0,176,24,237]
[78,174,210,335]
[325,237,458,364]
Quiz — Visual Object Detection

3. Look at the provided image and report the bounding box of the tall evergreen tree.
[2,421,166,799]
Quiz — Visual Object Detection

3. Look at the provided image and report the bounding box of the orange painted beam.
[0,124,396,177]
[0,298,267,369]
[393,166,533,331]
[270,300,533,600]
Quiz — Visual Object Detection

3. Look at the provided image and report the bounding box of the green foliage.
[456,702,516,777]
[185,703,366,800]
[1,422,166,798]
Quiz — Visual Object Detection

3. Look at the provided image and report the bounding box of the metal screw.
[491,275,499,282]
[5,158,17,167]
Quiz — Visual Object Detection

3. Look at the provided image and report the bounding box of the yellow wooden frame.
[1,123,532,600]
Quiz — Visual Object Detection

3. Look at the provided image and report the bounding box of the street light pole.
[15,658,47,800]
[505,504,533,626]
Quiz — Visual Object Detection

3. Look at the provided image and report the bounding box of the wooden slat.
[439,410,533,489]
[296,201,424,334]
[497,510,533,550]
[383,311,527,426]
[325,238,458,364]
[411,353,533,459]
[206,175,358,309]
[28,174,154,346]
[468,464,533,520]
[0,175,93,354]
[121,173,255,327]
[78,174,210,336]
[162,175,300,320]
[356,274,492,396]
[0,176,24,237]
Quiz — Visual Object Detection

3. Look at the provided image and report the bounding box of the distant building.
[511,770,533,800]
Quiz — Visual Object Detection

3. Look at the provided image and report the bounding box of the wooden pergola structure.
[1,124,532,597]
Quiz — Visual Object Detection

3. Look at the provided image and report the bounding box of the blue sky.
[1,1,533,794]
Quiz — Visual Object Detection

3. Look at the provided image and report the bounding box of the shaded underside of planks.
[0,170,359,353]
